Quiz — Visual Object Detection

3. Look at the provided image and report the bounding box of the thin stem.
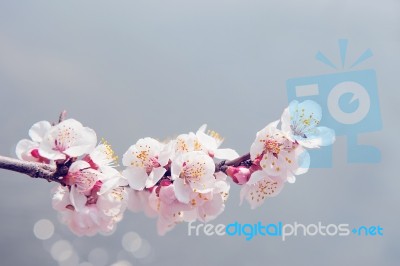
[0,155,68,185]
[215,152,251,173]
[59,110,67,123]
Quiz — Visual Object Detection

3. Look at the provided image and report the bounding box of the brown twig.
[0,155,68,185]
[58,110,67,123]
[215,152,251,173]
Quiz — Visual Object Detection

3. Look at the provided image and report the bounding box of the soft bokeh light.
[111,260,133,266]
[58,252,79,266]
[33,219,54,240]
[122,231,142,253]
[88,247,109,266]
[79,262,94,266]
[50,240,74,262]
[132,239,152,259]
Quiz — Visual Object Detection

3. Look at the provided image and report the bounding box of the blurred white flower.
[184,178,230,223]
[148,184,192,236]
[52,179,127,236]
[127,189,158,218]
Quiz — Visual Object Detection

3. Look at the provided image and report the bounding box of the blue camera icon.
[286,41,382,167]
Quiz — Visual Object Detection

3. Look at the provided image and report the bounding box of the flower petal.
[287,175,296,183]
[247,171,266,185]
[64,127,97,157]
[250,140,264,161]
[29,121,52,143]
[316,126,336,146]
[52,185,71,211]
[239,185,250,206]
[196,124,207,134]
[190,175,215,193]
[214,148,239,160]
[69,160,91,173]
[196,130,218,151]
[289,100,322,128]
[170,155,184,180]
[280,107,291,134]
[301,126,336,148]
[293,148,310,176]
[198,195,224,222]
[39,140,66,160]
[241,175,284,209]
[127,190,157,217]
[99,175,122,195]
[158,142,173,166]
[39,119,97,160]
[173,178,191,204]
[123,167,148,190]
[15,139,37,161]
[69,186,87,212]
[146,167,166,188]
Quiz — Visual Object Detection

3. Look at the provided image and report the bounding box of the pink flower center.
[145,157,161,174]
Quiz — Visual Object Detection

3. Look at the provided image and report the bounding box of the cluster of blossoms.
[16,119,128,236]
[14,100,335,236]
[232,100,336,209]
[122,125,238,235]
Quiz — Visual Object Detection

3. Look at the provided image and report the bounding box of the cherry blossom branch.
[215,152,251,173]
[1,100,336,236]
[0,155,68,185]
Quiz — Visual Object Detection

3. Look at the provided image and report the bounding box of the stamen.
[101,138,119,166]
[207,129,224,143]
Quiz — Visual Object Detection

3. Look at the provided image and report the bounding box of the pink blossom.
[148,184,192,235]
[240,171,285,209]
[64,160,103,193]
[171,151,216,203]
[39,119,97,161]
[122,137,171,190]
[250,121,310,183]
[226,166,251,185]
[52,175,127,236]
[16,120,52,163]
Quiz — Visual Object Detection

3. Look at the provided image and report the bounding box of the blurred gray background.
[0,0,399,265]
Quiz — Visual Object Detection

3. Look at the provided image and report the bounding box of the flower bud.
[226,166,251,185]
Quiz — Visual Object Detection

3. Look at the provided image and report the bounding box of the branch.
[215,152,251,173]
[0,155,68,185]
[0,150,251,186]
